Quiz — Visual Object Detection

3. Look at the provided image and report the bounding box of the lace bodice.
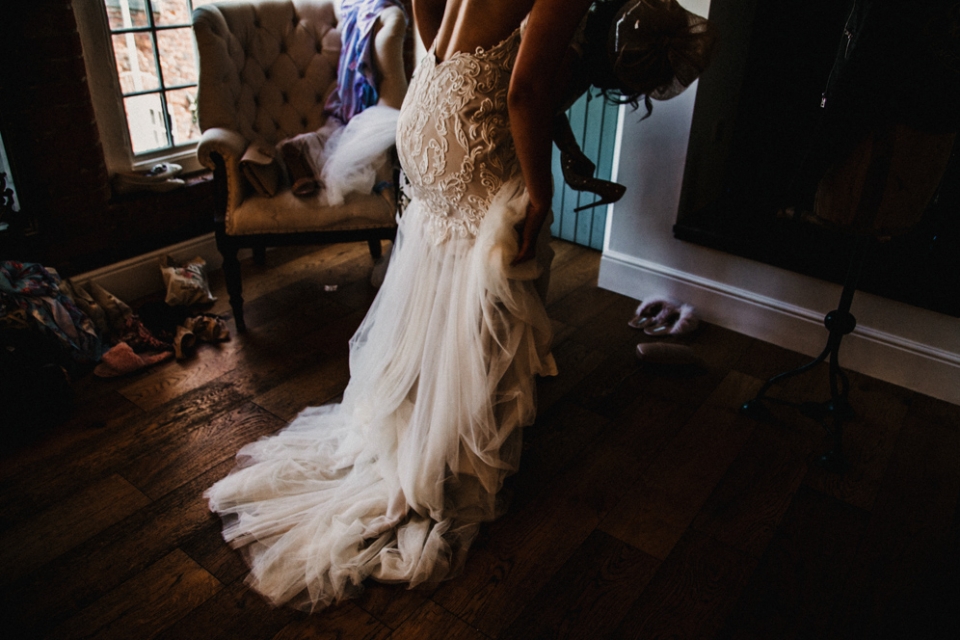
[396,28,522,243]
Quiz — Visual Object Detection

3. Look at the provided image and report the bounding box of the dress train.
[205,177,555,611]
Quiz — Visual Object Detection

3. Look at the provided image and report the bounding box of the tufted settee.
[193,0,406,331]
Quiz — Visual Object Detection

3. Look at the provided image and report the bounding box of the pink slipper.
[94,342,172,377]
[628,297,678,329]
[644,303,699,337]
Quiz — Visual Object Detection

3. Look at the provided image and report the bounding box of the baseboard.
[71,233,250,304]
[599,250,960,405]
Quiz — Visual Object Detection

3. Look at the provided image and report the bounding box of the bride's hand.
[512,201,549,265]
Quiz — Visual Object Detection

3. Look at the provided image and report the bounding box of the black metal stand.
[740,234,872,473]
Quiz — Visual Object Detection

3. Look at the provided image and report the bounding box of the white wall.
[599,0,960,405]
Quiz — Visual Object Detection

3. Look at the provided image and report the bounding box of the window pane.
[157,28,198,86]
[124,93,169,154]
[166,87,200,145]
[105,0,150,30]
[153,0,192,26]
[112,32,160,94]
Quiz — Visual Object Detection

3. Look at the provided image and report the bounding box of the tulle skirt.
[205,177,556,611]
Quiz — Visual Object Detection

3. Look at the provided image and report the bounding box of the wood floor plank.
[549,317,577,346]
[498,530,660,640]
[544,248,600,306]
[871,498,960,640]
[599,371,761,560]
[152,581,300,640]
[546,280,621,330]
[564,293,640,354]
[203,243,347,316]
[20,328,352,505]
[826,413,960,639]
[906,391,960,429]
[178,518,250,587]
[716,485,869,640]
[0,379,142,481]
[43,549,222,640]
[546,238,584,272]
[270,604,392,640]
[0,388,143,529]
[5,459,235,637]
[562,338,653,421]
[565,328,729,422]
[0,473,150,587]
[611,529,758,640]
[121,287,348,411]
[536,338,607,414]
[117,339,246,413]
[431,389,689,636]
[119,401,286,499]
[389,601,491,640]
[0,378,248,525]
[189,318,354,405]
[227,274,353,333]
[623,324,756,411]
[730,337,812,385]
[208,241,376,319]
[511,400,610,509]
[253,353,351,422]
[354,581,437,631]
[119,271,363,413]
[691,419,813,558]
[296,306,370,359]
[803,372,911,511]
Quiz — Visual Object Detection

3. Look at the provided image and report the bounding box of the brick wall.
[0,0,213,276]
[0,1,110,265]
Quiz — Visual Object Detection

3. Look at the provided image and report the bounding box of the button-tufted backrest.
[193,0,341,146]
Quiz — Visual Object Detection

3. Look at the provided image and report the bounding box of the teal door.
[550,91,621,250]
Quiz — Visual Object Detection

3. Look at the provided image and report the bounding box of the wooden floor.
[2,239,957,640]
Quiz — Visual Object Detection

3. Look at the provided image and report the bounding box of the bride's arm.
[412,0,446,50]
[509,0,594,264]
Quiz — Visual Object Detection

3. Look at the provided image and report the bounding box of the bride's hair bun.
[596,0,716,113]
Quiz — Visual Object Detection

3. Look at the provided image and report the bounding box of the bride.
[206,0,712,611]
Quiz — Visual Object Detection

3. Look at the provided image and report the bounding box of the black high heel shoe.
[557,143,626,212]
[553,112,627,212]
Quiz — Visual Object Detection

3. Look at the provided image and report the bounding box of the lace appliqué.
[396,29,522,244]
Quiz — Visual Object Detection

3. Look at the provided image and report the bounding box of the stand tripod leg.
[740,234,871,472]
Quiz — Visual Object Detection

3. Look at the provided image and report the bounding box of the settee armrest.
[198,127,249,223]
[197,127,248,170]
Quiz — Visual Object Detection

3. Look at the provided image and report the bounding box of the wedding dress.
[205,25,557,611]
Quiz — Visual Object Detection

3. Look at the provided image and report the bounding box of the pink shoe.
[94,342,172,377]
[628,297,678,329]
[644,303,699,337]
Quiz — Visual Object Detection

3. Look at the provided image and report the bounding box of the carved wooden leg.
[217,233,246,332]
[367,238,382,260]
[210,153,246,331]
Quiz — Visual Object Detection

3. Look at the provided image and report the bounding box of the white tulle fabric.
[206,26,557,612]
[321,105,400,206]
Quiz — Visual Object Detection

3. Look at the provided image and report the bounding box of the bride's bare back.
[418,0,535,61]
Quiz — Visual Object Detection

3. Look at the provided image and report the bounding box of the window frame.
[75,0,205,176]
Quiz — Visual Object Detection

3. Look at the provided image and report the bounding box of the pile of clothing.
[0,257,231,382]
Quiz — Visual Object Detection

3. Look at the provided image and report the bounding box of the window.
[103,0,209,155]
[75,1,217,174]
